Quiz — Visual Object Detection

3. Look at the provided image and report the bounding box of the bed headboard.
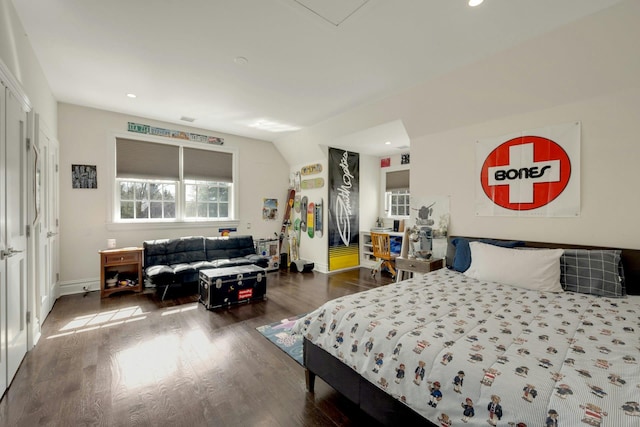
[446,237,640,295]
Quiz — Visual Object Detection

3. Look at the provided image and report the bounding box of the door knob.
[47,231,59,238]
[0,247,23,260]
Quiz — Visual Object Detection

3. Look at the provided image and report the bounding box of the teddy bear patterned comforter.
[292,268,640,426]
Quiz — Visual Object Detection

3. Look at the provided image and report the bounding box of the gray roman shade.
[116,138,179,180]
[183,147,233,182]
[385,169,410,191]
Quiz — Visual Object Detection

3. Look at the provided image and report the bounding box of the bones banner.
[476,122,580,217]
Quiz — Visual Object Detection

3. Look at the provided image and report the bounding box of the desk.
[395,257,444,282]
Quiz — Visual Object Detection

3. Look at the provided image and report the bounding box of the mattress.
[292,268,640,426]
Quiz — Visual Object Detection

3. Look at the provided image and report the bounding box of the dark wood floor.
[0,268,395,427]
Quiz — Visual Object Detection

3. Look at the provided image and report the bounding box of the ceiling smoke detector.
[180,116,196,123]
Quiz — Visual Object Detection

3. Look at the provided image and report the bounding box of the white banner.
[475,121,580,217]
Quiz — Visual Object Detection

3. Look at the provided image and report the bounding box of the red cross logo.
[480,136,571,211]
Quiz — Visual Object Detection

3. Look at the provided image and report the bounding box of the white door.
[0,82,7,394]
[45,130,59,314]
[3,87,29,386]
[35,116,58,322]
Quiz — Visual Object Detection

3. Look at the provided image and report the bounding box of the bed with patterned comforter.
[292,268,640,426]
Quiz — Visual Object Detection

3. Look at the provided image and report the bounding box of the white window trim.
[106,131,239,231]
[380,164,410,219]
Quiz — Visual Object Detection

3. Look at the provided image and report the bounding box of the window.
[384,169,410,217]
[386,189,410,216]
[185,181,230,219]
[115,137,234,222]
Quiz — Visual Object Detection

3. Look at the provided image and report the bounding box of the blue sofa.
[143,235,269,299]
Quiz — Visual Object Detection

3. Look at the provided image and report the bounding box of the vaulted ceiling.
[12,0,626,155]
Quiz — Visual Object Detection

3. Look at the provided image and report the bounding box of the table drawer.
[395,257,443,274]
[104,252,140,265]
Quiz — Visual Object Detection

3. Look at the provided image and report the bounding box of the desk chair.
[370,232,397,279]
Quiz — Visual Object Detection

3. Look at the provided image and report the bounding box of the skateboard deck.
[301,163,322,176]
[293,218,301,258]
[300,196,308,232]
[307,202,315,238]
[301,177,324,190]
[279,188,295,253]
[294,195,301,213]
[314,198,323,238]
[294,171,301,192]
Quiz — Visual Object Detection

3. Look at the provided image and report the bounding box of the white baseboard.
[58,278,100,296]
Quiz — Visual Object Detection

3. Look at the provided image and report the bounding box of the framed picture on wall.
[71,164,97,189]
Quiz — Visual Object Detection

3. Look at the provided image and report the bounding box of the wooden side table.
[395,257,444,283]
[99,247,144,298]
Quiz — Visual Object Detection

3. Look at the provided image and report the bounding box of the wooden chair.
[370,232,397,279]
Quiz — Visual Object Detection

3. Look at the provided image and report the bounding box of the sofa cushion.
[205,236,256,260]
[192,260,216,271]
[144,239,169,266]
[227,257,253,267]
[210,259,232,268]
[145,264,173,278]
[166,237,206,265]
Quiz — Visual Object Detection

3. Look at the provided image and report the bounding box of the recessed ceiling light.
[469,0,484,6]
[126,93,137,98]
[384,141,391,145]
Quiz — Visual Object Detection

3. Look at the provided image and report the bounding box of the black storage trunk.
[199,265,267,309]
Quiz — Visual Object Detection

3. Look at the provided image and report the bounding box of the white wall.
[413,87,640,249]
[273,0,640,251]
[0,0,57,132]
[57,103,289,293]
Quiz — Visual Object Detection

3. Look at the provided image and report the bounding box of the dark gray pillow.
[561,249,625,297]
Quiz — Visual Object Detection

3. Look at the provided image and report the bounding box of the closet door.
[2,86,29,388]
[0,83,7,395]
[35,116,58,323]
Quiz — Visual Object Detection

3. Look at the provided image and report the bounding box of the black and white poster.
[71,164,97,189]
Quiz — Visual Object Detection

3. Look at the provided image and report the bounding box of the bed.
[293,237,640,426]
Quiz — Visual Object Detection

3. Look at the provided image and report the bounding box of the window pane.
[135,183,148,200]
[185,184,197,202]
[398,206,406,216]
[121,202,134,219]
[185,201,197,217]
[164,185,175,201]
[150,202,163,218]
[208,203,218,218]
[208,186,218,201]
[120,182,134,200]
[136,201,149,218]
[197,203,208,217]
[391,206,398,216]
[150,184,163,200]
[219,203,228,217]
[165,202,176,218]
[219,186,229,202]
[197,185,207,202]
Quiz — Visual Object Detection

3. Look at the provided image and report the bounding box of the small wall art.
[262,198,278,220]
[71,164,97,189]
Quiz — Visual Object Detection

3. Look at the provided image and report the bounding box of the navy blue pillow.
[451,238,526,272]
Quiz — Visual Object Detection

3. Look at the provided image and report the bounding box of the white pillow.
[464,241,564,292]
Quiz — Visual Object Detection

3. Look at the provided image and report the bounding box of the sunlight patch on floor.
[161,304,198,316]
[47,306,147,339]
